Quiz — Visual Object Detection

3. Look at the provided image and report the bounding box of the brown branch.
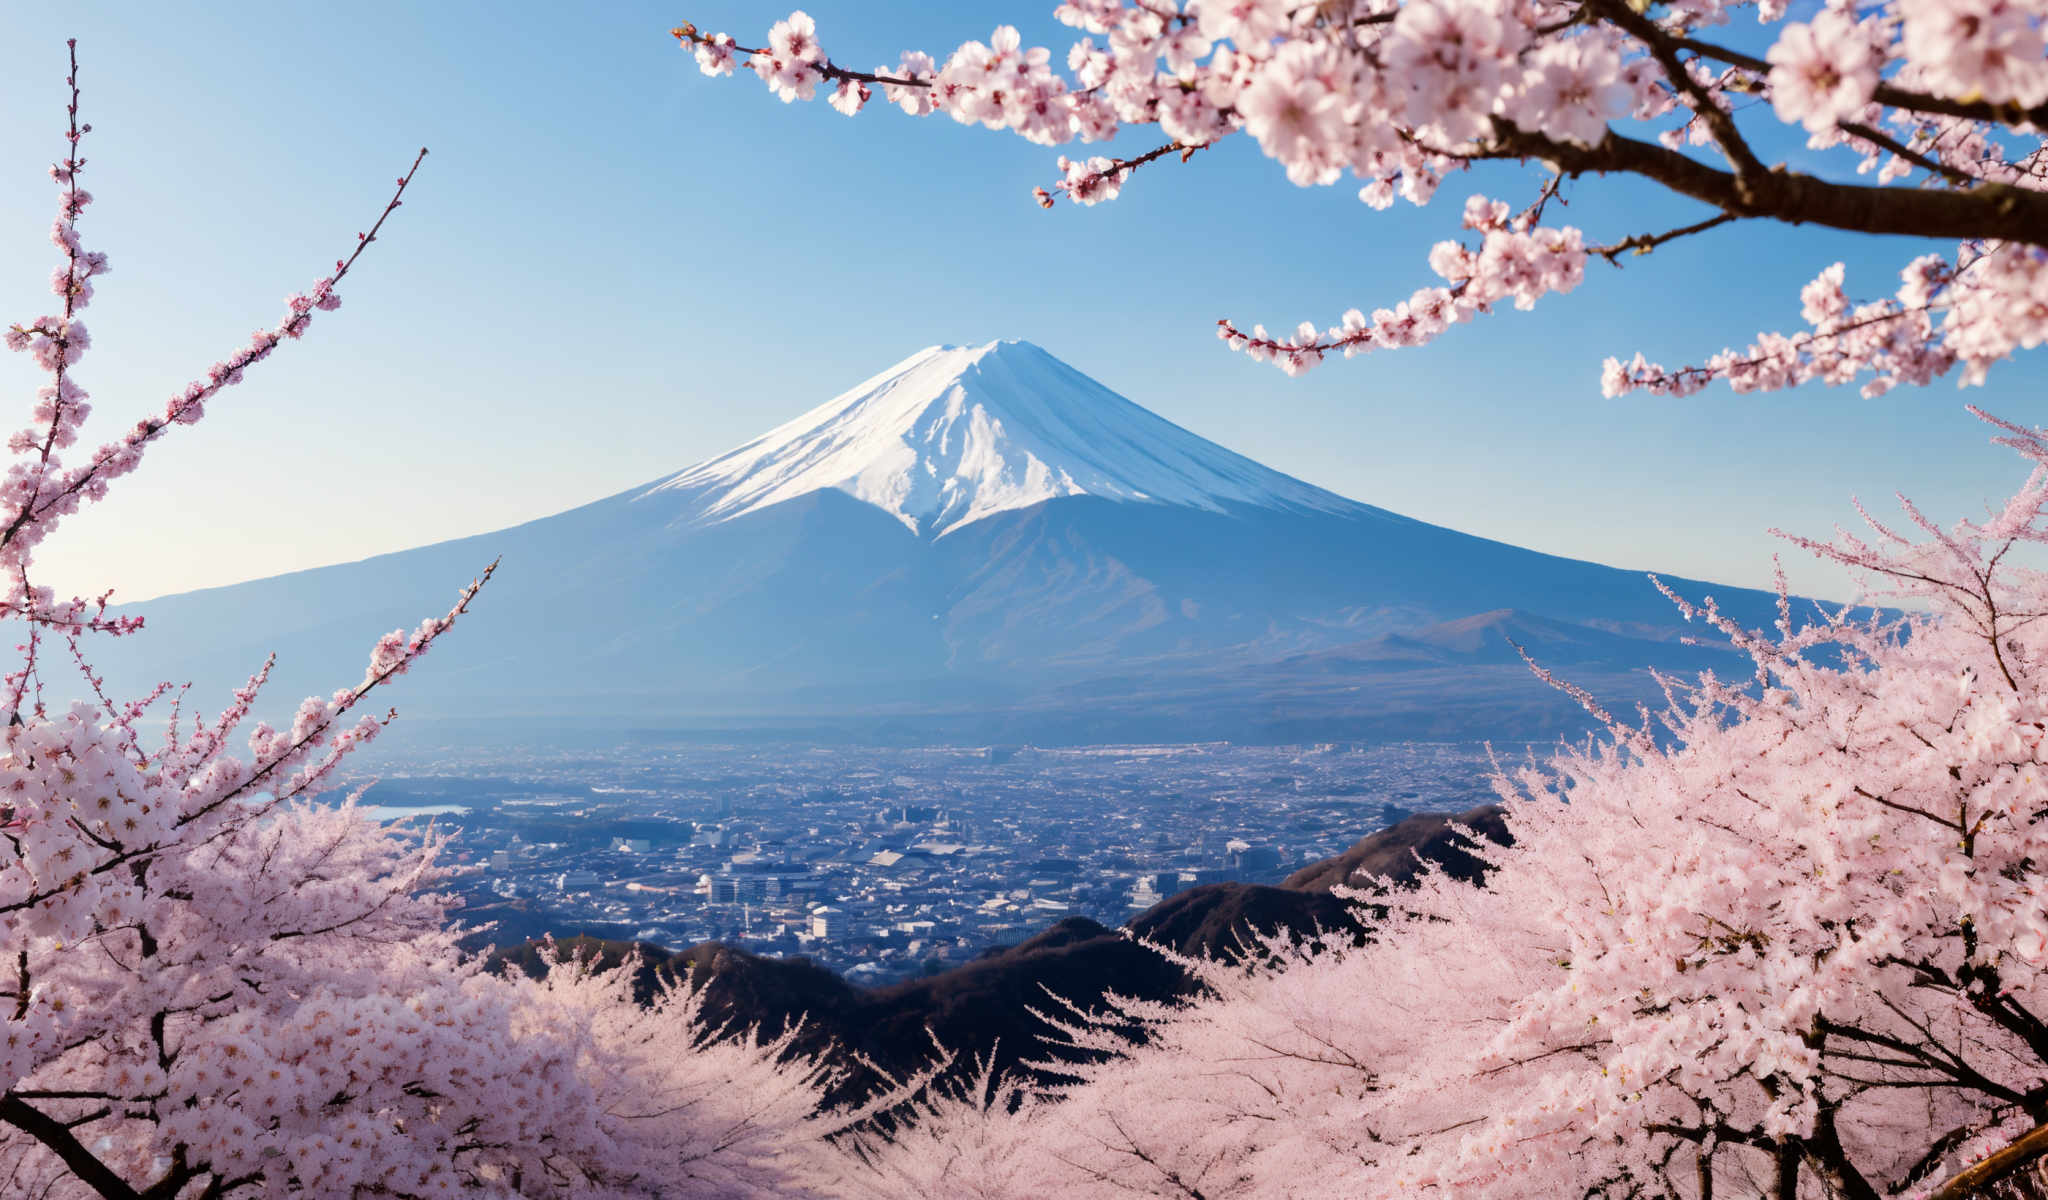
[0,1094,142,1200]
[1928,1121,2048,1200]
[1839,122,1978,187]
[1668,32,2048,129]
[670,26,931,90]
[1478,123,2048,247]
[1851,784,1961,830]
[1585,0,1764,187]
[1590,212,1738,264]
[1036,139,1217,207]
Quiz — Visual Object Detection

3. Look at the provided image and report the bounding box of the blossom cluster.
[1218,194,1587,374]
[678,1,2048,394]
[1604,242,2048,399]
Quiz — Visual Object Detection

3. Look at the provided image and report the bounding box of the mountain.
[99,339,1775,742]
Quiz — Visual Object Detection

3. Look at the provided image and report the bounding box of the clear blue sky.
[0,2,2036,606]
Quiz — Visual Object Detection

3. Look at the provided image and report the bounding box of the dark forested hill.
[490,806,1512,1104]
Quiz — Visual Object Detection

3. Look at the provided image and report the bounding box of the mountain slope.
[97,340,1775,741]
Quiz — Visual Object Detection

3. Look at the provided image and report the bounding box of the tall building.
[555,869,602,893]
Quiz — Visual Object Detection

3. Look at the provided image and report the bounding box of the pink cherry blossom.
[1516,36,1629,147]
[1235,43,1346,182]
[768,10,824,65]
[1898,0,2048,108]
[1767,10,1881,133]
[828,77,870,116]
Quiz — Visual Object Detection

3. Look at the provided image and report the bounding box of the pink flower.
[1801,263,1850,327]
[750,53,820,103]
[693,33,738,78]
[1387,0,1525,143]
[1899,0,2048,108]
[767,10,823,65]
[1516,36,1629,147]
[828,78,870,116]
[1195,0,1293,48]
[1235,42,1344,183]
[1767,11,1880,133]
[884,51,938,115]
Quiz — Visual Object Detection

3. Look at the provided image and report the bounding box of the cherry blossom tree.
[674,1,2048,393]
[803,408,2048,1197]
[0,44,866,1199]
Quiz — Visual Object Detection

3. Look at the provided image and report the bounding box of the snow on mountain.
[642,340,1365,537]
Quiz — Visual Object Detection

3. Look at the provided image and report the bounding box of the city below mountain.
[485,805,1515,1107]
[105,340,1780,742]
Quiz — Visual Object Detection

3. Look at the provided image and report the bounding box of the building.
[810,906,845,939]
[739,875,784,902]
[1227,842,1284,874]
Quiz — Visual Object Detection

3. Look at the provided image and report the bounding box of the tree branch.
[1479,123,2048,247]
[1589,212,1738,264]
[1929,1120,2048,1200]
[0,1095,141,1200]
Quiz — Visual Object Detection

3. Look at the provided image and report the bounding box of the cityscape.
[340,739,1516,983]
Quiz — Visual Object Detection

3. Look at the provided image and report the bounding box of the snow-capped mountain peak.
[641,340,1360,536]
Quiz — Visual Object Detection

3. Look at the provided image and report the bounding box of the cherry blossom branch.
[213,557,497,811]
[0,147,430,559]
[1035,139,1215,207]
[0,560,492,925]
[1,39,106,586]
[1838,122,1978,188]
[1609,301,1941,397]
[1477,124,2048,247]
[1216,196,1585,374]
[0,1094,147,1200]
[1667,32,2048,132]
[27,41,90,492]
[1588,212,1737,264]
[61,631,169,764]
[1584,0,1763,186]
[1929,1121,2048,1200]
[670,24,931,91]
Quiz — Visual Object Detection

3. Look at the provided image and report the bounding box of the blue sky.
[0,2,2037,606]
